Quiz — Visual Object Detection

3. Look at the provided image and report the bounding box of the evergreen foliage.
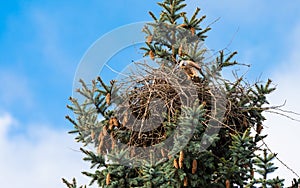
[62,0,299,187]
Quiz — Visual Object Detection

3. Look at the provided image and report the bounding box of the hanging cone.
[146,35,153,44]
[108,118,114,131]
[183,176,188,187]
[109,117,119,130]
[106,173,111,185]
[192,159,197,174]
[179,151,184,169]
[173,158,179,169]
[190,27,195,35]
[226,179,230,188]
[149,50,155,60]
[106,93,111,105]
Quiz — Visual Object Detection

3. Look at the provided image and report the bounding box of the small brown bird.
[179,60,203,79]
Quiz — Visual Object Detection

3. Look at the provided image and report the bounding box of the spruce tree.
[63,0,299,187]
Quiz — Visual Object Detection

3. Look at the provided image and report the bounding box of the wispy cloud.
[0,112,94,188]
[264,22,300,183]
[184,1,300,183]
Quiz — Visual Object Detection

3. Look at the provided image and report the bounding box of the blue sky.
[0,0,159,130]
[1,0,300,187]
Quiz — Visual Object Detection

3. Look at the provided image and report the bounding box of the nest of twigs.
[108,61,218,150]
[94,59,265,163]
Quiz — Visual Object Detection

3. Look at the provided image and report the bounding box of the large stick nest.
[111,61,218,148]
[95,60,266,162]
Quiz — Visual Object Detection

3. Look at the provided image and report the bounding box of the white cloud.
[181,4,300,184]
[0,112,95,188]
[263,23,300,184]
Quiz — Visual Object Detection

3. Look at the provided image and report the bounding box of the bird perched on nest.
[178,60,204,80]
